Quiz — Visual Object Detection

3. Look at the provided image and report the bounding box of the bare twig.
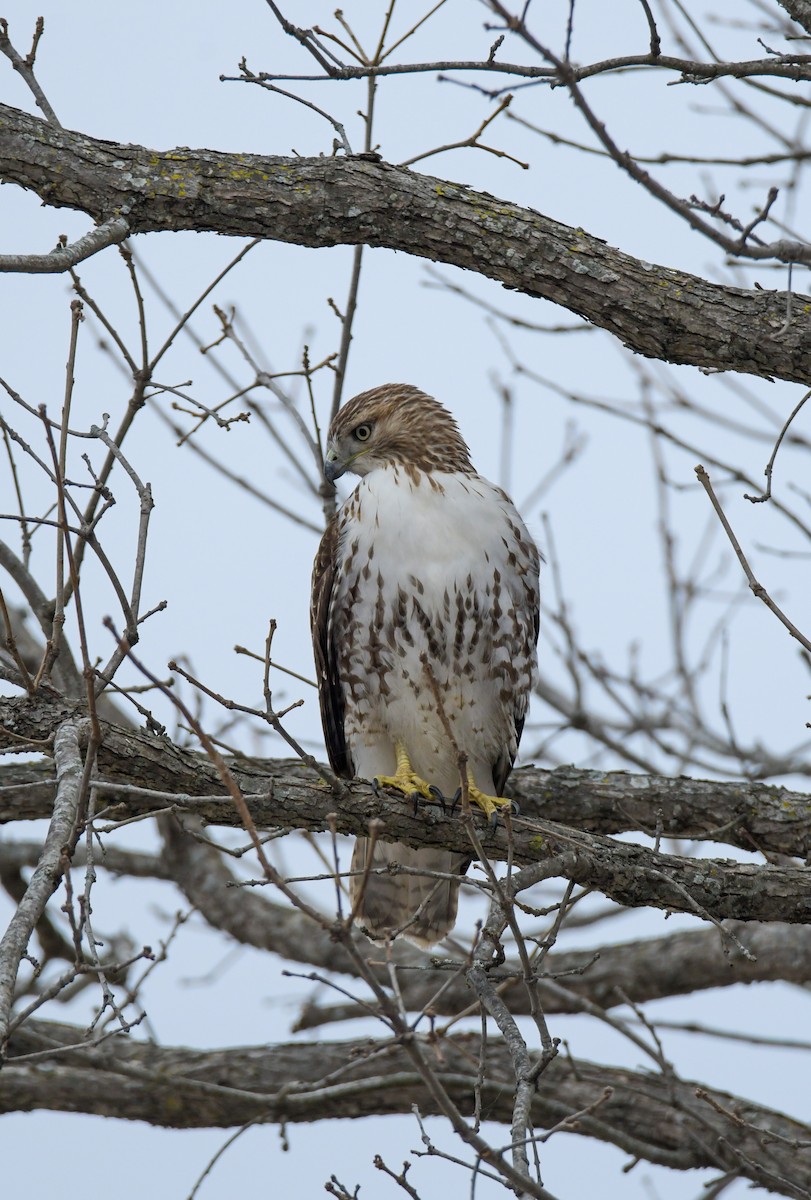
[744,387,811,504]
[0,218,130,274]
[695,464,811,654]
[0,17,61,126]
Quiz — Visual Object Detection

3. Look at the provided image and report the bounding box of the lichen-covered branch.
[0,103,809,383]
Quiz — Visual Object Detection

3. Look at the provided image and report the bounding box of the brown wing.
[310,515,352,777]
[492,565,541,795]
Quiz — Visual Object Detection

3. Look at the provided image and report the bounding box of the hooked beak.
[324,445,345,484]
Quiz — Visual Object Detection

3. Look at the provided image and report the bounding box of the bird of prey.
[311,384,540,946]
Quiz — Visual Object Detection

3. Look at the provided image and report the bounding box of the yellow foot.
[464,771,516,823]
[373,741,438,802]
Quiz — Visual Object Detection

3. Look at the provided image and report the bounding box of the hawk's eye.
[354,423,372,442]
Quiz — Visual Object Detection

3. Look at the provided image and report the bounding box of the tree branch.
[2,696,811,925]
[0,719,86,1046]
[0,216,130,273]
[7,825,805,1018]
[778,0,811,36]
[3,694,810,857]
[5,1020,811,1197]
[1,103,809,382]
[293,920,811,1024]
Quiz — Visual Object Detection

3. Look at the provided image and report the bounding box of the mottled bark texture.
[5,1020,811,1198]
[1,102,809,383]
[7,814,808,1018]
[779,0,811,34]
[2,695,811,927]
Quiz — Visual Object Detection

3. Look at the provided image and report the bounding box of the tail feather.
[350,837,468,948]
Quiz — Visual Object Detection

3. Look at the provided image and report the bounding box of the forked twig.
[0,17,61,126]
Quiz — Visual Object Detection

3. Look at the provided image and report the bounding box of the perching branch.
[2,695,811,926]
[3,693,811,855]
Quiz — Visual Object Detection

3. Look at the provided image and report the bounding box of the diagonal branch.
[10,825,806,1017]
[0,216,130,274]
[0,719,86,1048]
[1,103,810,383]
[778,1,811,36]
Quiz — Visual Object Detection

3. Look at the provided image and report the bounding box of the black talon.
[447,786,463,815]
[510,799,520,816]
[428,784,447,813]
[489,810,500,831]
[409,790,422,814]
[372,777,382,797]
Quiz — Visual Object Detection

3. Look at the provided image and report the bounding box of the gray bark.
[2,694,811,925]
[3,694,810,856]
[7,821,808,1017]
[5,1019,811,1198]
[778,0,811,34]
[0,720,85,1044]
[0,103,809,383]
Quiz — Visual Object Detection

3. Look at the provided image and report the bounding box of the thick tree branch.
[293,920,811,1025]
[779,0,811,35]
[2,696,811,925]
[3,695,810,859]
[0,103,809,382]
[5,1020,811,1197]
[7,825,805,1018]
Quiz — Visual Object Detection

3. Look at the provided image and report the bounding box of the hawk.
[311,384,540,946]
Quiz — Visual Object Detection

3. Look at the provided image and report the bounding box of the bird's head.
[324,383,474,483]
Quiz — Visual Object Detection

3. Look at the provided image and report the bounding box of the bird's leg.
[373,740,439,804]
[463,769,517,825]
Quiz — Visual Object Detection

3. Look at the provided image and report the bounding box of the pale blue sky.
[2,3,810,1198]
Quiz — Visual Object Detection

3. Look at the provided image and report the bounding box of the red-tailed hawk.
[311,384,540,946]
